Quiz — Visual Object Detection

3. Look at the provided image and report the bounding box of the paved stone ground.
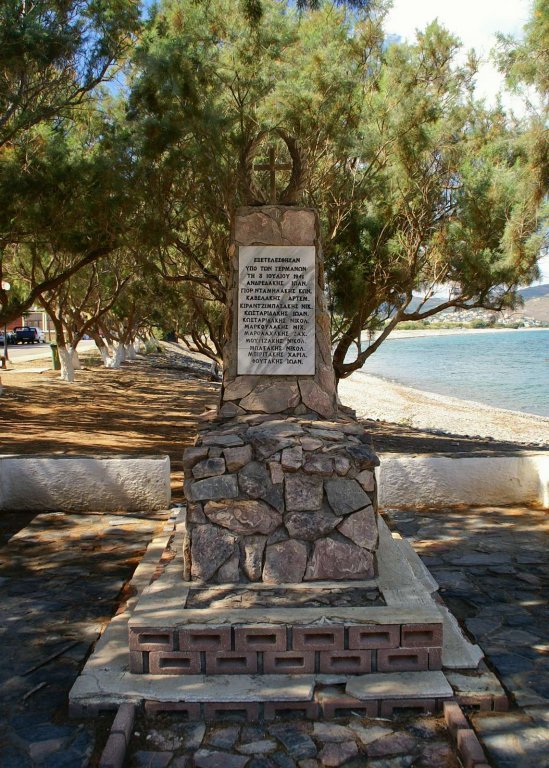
[1,505,547,767]
[384,505,549,768]
[0,509,169,767]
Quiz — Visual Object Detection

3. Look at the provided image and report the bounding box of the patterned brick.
[144,701,201,719]
[149,651,201,675]
[205,651,258,675]
[234,625,287,652]
[263,651,315,674]
[319,650,372,674]
[380,698,437,717]
[347,625,400,649]
[493,694,509,711]
[292,626,344,651]
[264,701,320,720]
[129,650,145,673]
[401,622,443,648]
[317,691,379,718]
[377,647,429,672]
[204,702,259,722]
[129,629,174,651]
[179,626,231,651]
[429,647,443,670]
[457,728,487,768]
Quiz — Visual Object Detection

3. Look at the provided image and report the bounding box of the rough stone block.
[401,623,443,648]
[238,461,271,498]
[190,526,237,581]
[281,446,303,471]
[239,382,300,414]
[204,499,282,535]
[234,625,287,652]
[303,454,334,475]
[299,380,336,419]
[223,444,253,472]
[192,458,226,479]
[263,539,308,583]
[285,472,323,511]
[319,651,372,674]
[263,651,315,674]
[189,475,239,502]
[179,627,232,652]
[356,470,375,492]
[183,447,210,470]
[149,651,201,675]
[205,652,258,675]
[292,626,344,651]
[268,460,284,484]
[347,625,400,649]
[242,535,267,581]
[285,508,341,540]
[305,538,374,580]
[324,478,371,516]
[337,506,377,550]
[377,648,429,672]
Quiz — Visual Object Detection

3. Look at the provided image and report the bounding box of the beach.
[338,370,549,447]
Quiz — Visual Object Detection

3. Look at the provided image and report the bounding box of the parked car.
[13,326,45,344]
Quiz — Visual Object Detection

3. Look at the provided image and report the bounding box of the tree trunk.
[106,344,126,369]
[72,349,81,370]
[125,344,137,360]
[58,346,76,382]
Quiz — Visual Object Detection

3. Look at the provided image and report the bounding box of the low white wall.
[0,455,171,512]
[377,453,549,510]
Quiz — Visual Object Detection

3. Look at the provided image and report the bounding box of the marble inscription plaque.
[238,245,315,375]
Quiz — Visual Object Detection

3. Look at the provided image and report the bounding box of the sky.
[384,0,549,286]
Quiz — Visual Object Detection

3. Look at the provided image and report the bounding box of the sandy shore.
[338,370,549,447]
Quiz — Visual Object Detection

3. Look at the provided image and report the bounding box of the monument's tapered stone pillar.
[183,204,380,584]
[220,206,337,419]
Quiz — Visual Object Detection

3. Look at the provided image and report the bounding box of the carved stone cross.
[254,145,292,204]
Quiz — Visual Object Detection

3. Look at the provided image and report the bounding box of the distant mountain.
[518,283,549,300]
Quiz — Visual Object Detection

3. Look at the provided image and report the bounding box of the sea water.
[352,329,549,418]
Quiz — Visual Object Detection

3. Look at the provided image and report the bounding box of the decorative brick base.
[129,619,443,676]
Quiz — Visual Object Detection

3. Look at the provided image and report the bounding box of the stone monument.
[182,131,380,584]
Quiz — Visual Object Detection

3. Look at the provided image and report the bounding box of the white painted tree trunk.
[72,349,81,370]
[125,344,137,360]
[106,344,126,369]
[58,346,76,382]
[97,345,109,366]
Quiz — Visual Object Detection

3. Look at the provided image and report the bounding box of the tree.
[0,0,140,148]
[126,0,546,382]
[0,0,140,325]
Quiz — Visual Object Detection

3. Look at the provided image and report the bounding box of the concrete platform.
[70,508,488,719]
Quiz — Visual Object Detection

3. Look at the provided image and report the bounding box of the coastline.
[364,326,548,341]
[338,370,549,447]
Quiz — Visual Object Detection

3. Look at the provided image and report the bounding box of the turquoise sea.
[354,329,549,418]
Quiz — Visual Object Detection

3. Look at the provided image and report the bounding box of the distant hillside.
[518,283,549,300]
[516,284,549,322]
[404,285,549,324]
